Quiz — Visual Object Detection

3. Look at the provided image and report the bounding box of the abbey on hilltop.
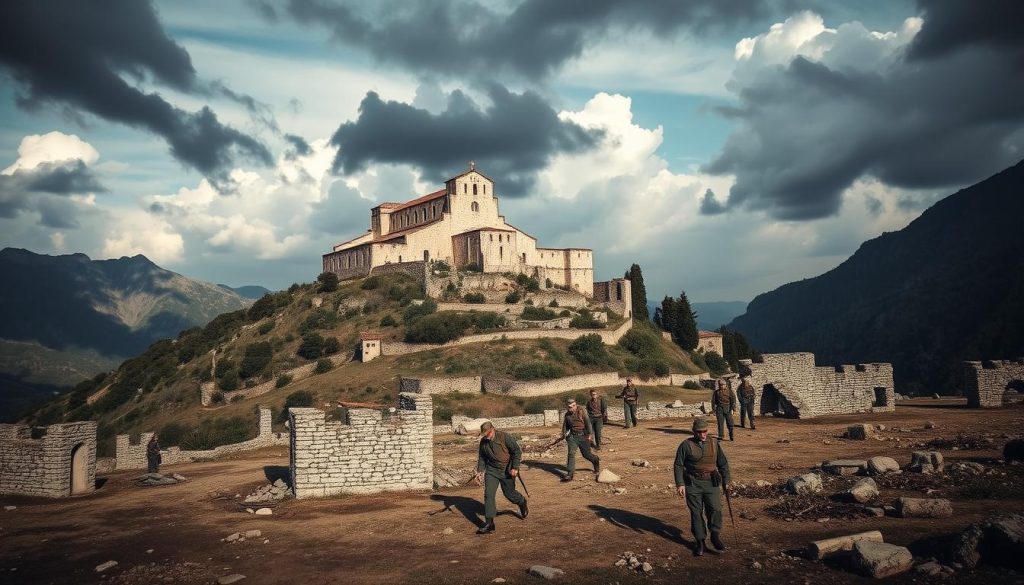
[322,163,595,295]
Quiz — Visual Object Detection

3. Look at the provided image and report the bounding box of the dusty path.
[1,401,1022,585]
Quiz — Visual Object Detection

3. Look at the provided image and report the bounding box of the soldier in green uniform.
[674,417,731,556]
[562,398,600,481]
[712,378,736,441]
[737,376,757,430]
[616,378,640,428]
[474,421,527,534]
[586,389,608,449]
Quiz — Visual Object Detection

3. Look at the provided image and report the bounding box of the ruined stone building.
[697,330,724,355]
[738,352,895,418]
[322,164,594,296]
[964,359,1024,407]
[0,421,96,498]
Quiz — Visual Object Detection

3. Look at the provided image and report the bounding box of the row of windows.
[450,182,488,196]
[326,248,369,271]
[488,232,510,242]
[392,201,443,230]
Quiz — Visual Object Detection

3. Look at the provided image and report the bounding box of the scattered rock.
[492,579,506,583]
[243,481,293,504]
[867,507,886,517]
[670,400,686,408]
[842,477,879,504]
[908,451,944,473]
[755,480,772,488]
[1004,439,1024,463]
[254,508,273,516]
[245,508,254,514]
[847,424,876,440]
[787,473,823,495]
[876,424,887,431]
[612,487,627,495]
[867,456,900,475]
[171,473,187,481]
[225,533,241,542]
[596,469,621,484]
[454,418,491,435]
[631,459,650,467]
[807,530,884,560]
[217,574,246,584]
[442,527,454,535]
[751,561,763,570]
[243,530,261,539]
[850,541,914,578]
[949,513,1024,569]
[776,439,790,444]
[821,460,867,476]
[950,461,986,474]
[135,473,179,487]
[895,497,953,518]
[641,562,653,574]
[932,393,940,399]
[925,420,937,428]
[95,561,118,573]
[3,506,15,511]
[528,565,564,579]
[916,561,943,576]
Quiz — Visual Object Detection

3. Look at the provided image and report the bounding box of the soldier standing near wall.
[586,389,608,449]
[674,417,731,557]
[474,422,528,534]
[616,378,640,428]
[737,377,756,430]
[146,434,161,473]
[562,398,600,482]
[712,379,736,441]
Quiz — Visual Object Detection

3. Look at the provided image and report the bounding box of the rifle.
[710,436,737,531]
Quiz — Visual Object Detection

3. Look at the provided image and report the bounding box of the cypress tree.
[659,296,677,336]
[625,263,650,321]
[672,290,699,350]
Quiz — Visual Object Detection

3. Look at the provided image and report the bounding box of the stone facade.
[116,408,287,470]
[323,166,594,296]
[0,421,96,498]
[964,359,1024,407]
[592,278,633,319]
[289,393,433,498]
[738,353,895,419]
[697,330,724,355]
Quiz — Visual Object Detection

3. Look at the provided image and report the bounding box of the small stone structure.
[592,278,633,319]
[963,359,1024,407]
[289,393,433,498]
[0,421,97,498]
[738,352,895,418]
[116,408,287,470]
[697,330,724,355]
[360,331,383,363]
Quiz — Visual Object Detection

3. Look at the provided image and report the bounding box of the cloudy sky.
[1,1,1022,303]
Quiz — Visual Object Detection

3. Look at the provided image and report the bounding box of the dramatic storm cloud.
[704,3,1024,220]
[330,86,601,196]
[0,0,272,186]
[257,0,796,80]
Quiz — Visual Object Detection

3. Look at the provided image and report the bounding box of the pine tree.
[653,307,663,329]
[672,290,699,350]
[659,296,677,336]
[625,263,650,321]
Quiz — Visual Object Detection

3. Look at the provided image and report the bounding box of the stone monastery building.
[323,164,594,296]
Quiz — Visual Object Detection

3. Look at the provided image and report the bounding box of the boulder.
[631,459,650,467]
[1004,439,1024,463]
[596,469,621,483]
[950,461,986,474]
[847,424,875,440]
[670,400,686,408]
[950,524,986,569]
[254,508,273,516]
[95,561,118,573]
[895,497,953,518]
[908,451,944,473]
[171,473,187,481]
[243,529,262,539]
[217,575,247,585]
[822,460,867,476]
[867,456,900,475]
[842,478,879,504]
[850,541,914,578]
[807,530,883,560]
[924,420,937,429]
[952,513,1024,569]
[787,473,823,495]
[528,565,565,579]
[273,479,287,489]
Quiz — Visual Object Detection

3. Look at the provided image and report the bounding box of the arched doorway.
[70,442,90,495]
[759,384,799,418]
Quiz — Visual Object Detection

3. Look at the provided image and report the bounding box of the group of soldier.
[473,375,759,557]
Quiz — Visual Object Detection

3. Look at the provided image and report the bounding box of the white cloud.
[102,211,185,264]
[2,131,100,175]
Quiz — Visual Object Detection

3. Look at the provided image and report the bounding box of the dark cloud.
[0,161,105,225]
[259,0,796,80]
[0,1,272,186]
[284,134,312,159]
[705,2,1024,221]
[698,188,726,215]
[330,86,601,196]
[909,0,1024,62]
[309,181,370,235]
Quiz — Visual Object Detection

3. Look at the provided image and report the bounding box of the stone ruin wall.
[964,359,1024,407]
[370,260,428,285]
[593,278,632,319]
[116,408,288,470]
[437,401,711,434]
[289,393,433,498]
[0,421,96,498]
[402,370,708,399]
[739,352,895,419]
[381,318,634,356]
[400,375,483,395]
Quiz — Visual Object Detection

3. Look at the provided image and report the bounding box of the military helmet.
[692,417,709,432]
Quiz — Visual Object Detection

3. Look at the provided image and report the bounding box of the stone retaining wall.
[381,318,634,356]
[434,402,710,434]
[400,376,482,395]
[964,359,1024,407]
[201,352,353,406]
[115,408,288,470]
[404,370,710,400]
[739,353,895,419]
[0,421,96,498]
[289,393,433,498]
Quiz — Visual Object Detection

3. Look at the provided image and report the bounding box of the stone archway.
[759,383,800,418]
[70,442,90,495]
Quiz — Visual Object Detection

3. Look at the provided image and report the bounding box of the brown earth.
[2,400,1023,585]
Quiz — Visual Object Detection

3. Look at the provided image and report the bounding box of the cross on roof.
[468,160,475,171]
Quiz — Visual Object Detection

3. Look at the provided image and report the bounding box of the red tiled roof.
[698,330,723,338]
[360,331,384,341]
[388,189,446,213]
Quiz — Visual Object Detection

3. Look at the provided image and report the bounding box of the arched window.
[463,184,467,193]
[423,250,429,261]
[483,184,487,194]
[489,234,493,242]
[499,246,503,259]
[521,252,526,263]
[471,202,479,212]
[473,183,478,195]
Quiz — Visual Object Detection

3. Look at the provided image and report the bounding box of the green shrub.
[402,299,438,322]
[559,309,571,317]
[523,397,550,414]
[297,332,325,359]
[323,336,341,355]
[258,321,275,335]
[299,308,338,335]
[682,380,701,390]
[434,404,454,422]
[548,299,559,307]
[568,334,608,365]
[509,361,564,380]
[570,310,603,329]
[464,263,482,273]
[524,299,534,305]
[521,306,558,321]
[247,291,291,321]
[463,292,486,304]
[211,391,225,403]
[628,357,670,380]
[317,271,339,292]
[618,327,663,359]
[505,291,521,304]
[689,350,709,372]
[361,302,379,315]
[514,273,541,292]
[469,312,506,330]
[314,358,333,374]
[214,358,235,378]
[538,338,566,362]
[275,374,293,389]
[405,313,470,343]
[217,367,239,391]
[278,390,315,422]
[180,415,256,450]
[433,261,451,271]
[704,351,730,376]
[380,314,397,326]
[239,341,273,379]
[361,275,382,289]
[545,278,553,288]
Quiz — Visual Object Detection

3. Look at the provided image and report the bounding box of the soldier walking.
[146,434,162,473]
[586,389,608,449]
[737,376,757,430]
[562,398,600,482]
[474,422,528,534]
[712,378,736,441]
[673,417,731,556]
[616,378,640,428]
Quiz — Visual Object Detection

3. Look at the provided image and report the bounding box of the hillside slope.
[728,159,1024,394]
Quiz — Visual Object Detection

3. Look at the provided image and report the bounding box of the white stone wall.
[964,359,1024,407]
[738,353,895,418]
[399,376,482,395]
[483,372,623,397]
[381,318,634,356]
[115,408,288,470]
[436,402,709,434]
[0,421,96,498]
[289,393,433,498]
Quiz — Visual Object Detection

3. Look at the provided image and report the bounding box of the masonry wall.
[400,375,482,395]
[738,352,895,419]
[436,402,710,434]
[964,359,1024,407]
[289,393,433,498]
[404,370,709,401]
[0,422,96,498]
[116,408,288,470]
[381,318,633,356]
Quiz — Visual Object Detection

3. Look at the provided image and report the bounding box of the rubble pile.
[135,472,187,487]
[243,479,292,504]
[433,465,475,489]
[613,551,654,576]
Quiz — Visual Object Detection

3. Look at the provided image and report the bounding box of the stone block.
[787,473,823,495]
[822,460,867,475]
[850,541,913,578]
[866,456,900,475]
[895,497,952,518]
[846,424,875,440]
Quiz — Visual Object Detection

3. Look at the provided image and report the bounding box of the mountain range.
[729,159,1024,394]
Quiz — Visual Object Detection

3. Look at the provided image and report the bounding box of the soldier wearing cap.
[586,389,608,449]
[474,421,528,534]
[712,378,737,441]
[674,417,731,556]
[737,376,757,430]
[616,378,640,428]
[561,397,601,482]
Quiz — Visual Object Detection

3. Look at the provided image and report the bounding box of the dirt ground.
[2,400,1023,585]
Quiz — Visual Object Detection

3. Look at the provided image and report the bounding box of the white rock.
[641,562,654,573]
[596,469,621,483]
[243,529,261,539]
[787,473,823,495]
[225,532,240,542]
[3,506,16,511]
[254,508,273,516]
[851,541,913,578]
[528,565,565,579]
[95,561,118,573]
[442,527,454,535]
[867,456,900,475]
[217,574,247,584]
[631,459,650,467]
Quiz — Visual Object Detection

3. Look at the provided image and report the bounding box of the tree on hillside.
[656,296,677,335]
[317,271,339,292]
[624,264,650,321]
[672,290,699,350]
[718,326,760,371]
